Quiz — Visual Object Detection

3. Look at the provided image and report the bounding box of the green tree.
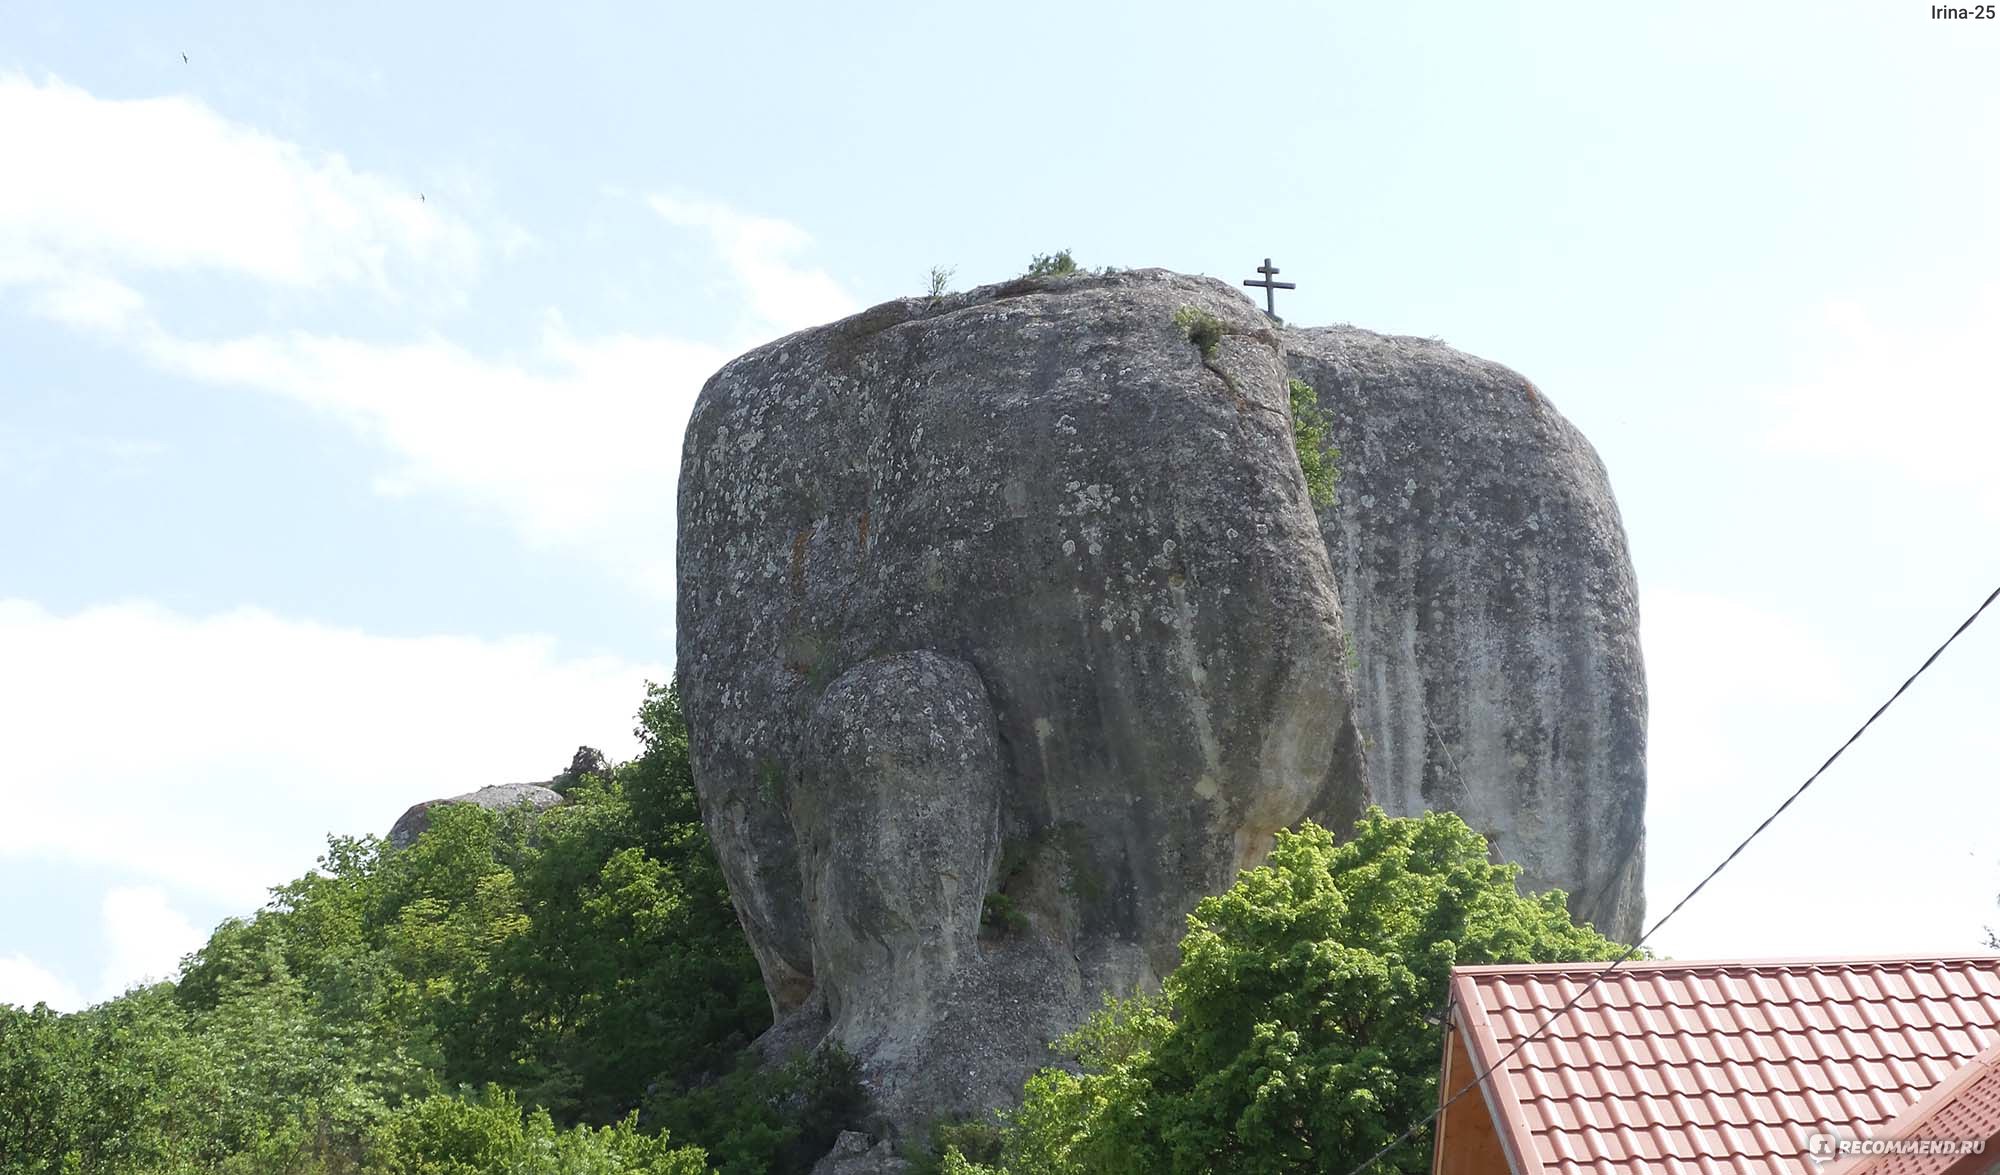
[470,682,768,1122]
[0,679,773,1171]
[0,1002,83,1170]
[988,809,1625,1174]
[645,1045,867,1175]
[0,984,245,1174]
[180,680,766,1133]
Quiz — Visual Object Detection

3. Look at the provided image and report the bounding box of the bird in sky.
[181,53,188,63]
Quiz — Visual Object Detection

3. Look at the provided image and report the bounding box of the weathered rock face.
[387,782,566,850]
[1284,330,1647,940]
[810,1131,909,1175]
[677,269,1368,1132]
[675,268,1648,1139]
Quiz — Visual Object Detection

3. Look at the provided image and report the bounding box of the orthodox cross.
[1242,257,1295,317]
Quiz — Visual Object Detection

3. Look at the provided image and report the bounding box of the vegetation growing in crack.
[980,893,1028,935]
[757,757,787,803]
[1289,377,1340,508]
[994,822,1104,907]
[1172,304,1225,359]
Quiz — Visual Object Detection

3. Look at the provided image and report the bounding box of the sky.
[2,0,1996,1012]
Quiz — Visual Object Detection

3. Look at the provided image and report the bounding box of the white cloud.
[649,193,859,337]
[0,78,861,598]
[30,270,148,333]
[0,76,865,599]
[0,888,231,1009]
[97,887,206,1000]
[0,72,482,298]
[135,316,720,590]
[0,599,668,912]
[0,954,85,1013]
[1765,289,2000,514]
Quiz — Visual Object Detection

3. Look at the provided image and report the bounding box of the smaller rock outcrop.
[810,1131,910,1175]
[387,782,565,849]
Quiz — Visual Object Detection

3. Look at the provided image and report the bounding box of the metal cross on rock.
[1242,257,1295,318]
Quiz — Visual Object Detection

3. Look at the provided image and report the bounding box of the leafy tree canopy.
[945,808,1626,1175]
[0,682,787,1174]
[2,699,1622,1175]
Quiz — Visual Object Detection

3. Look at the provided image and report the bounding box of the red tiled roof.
[1823,1036,2000,1175]
[1447,956,2000,1175]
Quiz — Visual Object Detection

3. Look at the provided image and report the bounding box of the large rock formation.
[1287,330,1647,940]
[674,268,1646,1138]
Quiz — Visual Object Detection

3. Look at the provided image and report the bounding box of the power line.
[1342,580,2000,1175]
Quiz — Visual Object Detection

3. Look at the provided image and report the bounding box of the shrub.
[1172,305,1225,359]
[981,893,1028,935]
[1024,250,1080,278]
[366,1085,708,1174]
[645,1045,869,1175]
[909,1116,1008,1175]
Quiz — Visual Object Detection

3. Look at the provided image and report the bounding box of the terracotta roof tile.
[1446,956,2000,1174]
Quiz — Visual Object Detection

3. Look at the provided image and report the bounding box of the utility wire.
[1342,581,2000,1175]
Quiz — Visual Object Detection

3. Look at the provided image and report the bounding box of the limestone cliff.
[673,268,1646,1136]
[1286,329,1647,941]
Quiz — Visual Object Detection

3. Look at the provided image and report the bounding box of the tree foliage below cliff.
[2,697,1624,1174]
[0,683,779,1174]
[935,809,1625,1175]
